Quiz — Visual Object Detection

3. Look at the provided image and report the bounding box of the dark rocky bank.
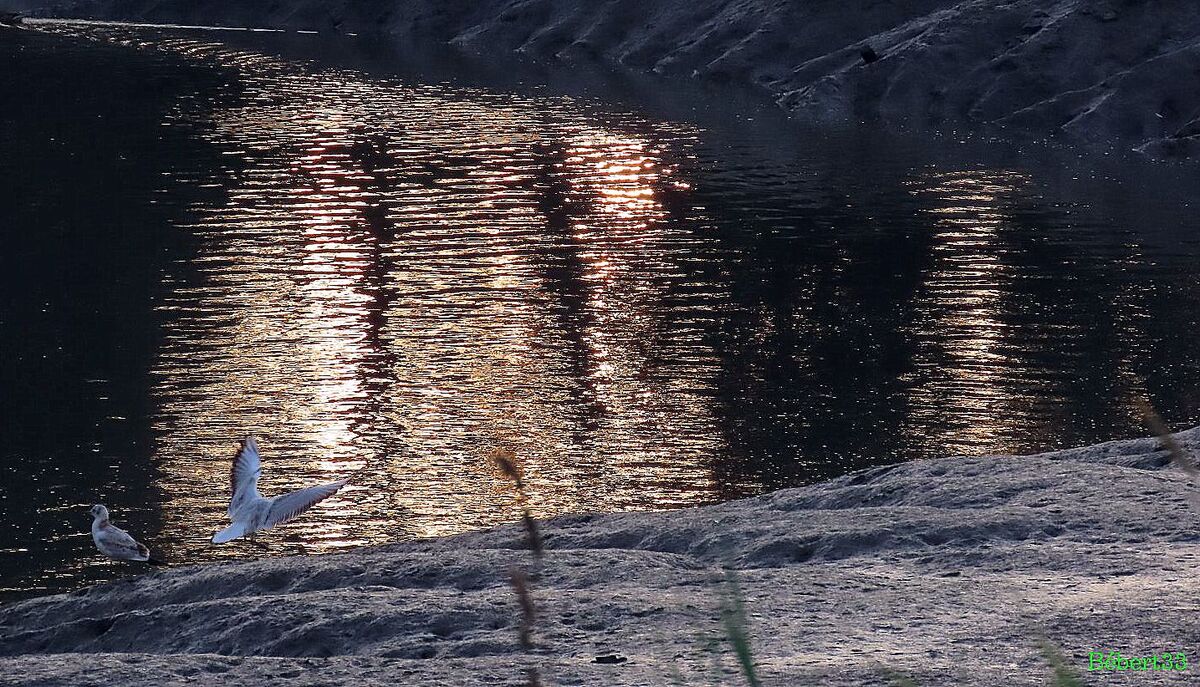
[7,0,1200,159]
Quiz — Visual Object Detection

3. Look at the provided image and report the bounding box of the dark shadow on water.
[0,28,233,597]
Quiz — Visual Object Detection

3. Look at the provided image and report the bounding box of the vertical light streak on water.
[109,32,731,560]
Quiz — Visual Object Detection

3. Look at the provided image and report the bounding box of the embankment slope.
[2,430,1199,685]
[14,0,1200,158]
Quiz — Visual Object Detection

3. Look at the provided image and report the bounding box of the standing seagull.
[212,435,348,544]
[90,505,166,565]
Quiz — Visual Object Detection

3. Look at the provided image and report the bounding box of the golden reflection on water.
[9,21,1200,598]
[118,34,728,559]
[901,170,1038,454]
[12,24,1199,596]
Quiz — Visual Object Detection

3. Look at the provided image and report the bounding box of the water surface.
[2,22,1199,598]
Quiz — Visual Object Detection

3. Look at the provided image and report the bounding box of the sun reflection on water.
[85,30,731,558]
[11,23,1200,597]
[901,170,1038,454]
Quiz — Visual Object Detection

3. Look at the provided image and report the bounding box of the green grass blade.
[719,571,762,687]
[1038,638,1084,687]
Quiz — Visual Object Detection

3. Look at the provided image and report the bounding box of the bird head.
[89,504,109,520]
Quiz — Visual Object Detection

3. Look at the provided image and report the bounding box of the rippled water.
[3,22,1200,597]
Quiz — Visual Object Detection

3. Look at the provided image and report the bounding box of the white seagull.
[90,504,165,565]
[212,435,348,544]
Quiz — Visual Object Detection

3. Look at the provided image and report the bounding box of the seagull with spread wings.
[90,504,166,565]
[212,435,348,545]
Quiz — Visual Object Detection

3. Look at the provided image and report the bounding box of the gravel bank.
[2,430,1199,685]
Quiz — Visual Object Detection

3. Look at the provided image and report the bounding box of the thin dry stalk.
[491,448,526,490]
[522,512,544,560]
[494,447,547,685]
[509,566,537,650]
[491,447,544,559]
[1135,397,1200,476]
[1135,397,1200,512]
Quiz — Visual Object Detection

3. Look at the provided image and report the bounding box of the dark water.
[2,21,1199,599]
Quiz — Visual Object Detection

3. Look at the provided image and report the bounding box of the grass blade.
[1037,638,1084,687]
[719,571,762,687]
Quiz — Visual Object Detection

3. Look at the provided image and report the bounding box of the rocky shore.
[6,0,1200,159]
[2,430,1199,685]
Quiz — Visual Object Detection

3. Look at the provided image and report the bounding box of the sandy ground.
[9,0,1200,159]
[3,430,1200,685]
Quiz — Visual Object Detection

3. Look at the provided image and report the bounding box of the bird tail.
[212,522,249,544]
[148,557,169,567]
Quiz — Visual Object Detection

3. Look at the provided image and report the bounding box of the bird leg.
[246,533,270,551]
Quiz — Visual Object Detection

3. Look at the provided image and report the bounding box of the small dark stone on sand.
[594,654,628,664]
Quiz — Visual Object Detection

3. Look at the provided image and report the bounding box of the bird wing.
[264,481,346,529]
[229,435,263,517]
[97,524,148,560]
